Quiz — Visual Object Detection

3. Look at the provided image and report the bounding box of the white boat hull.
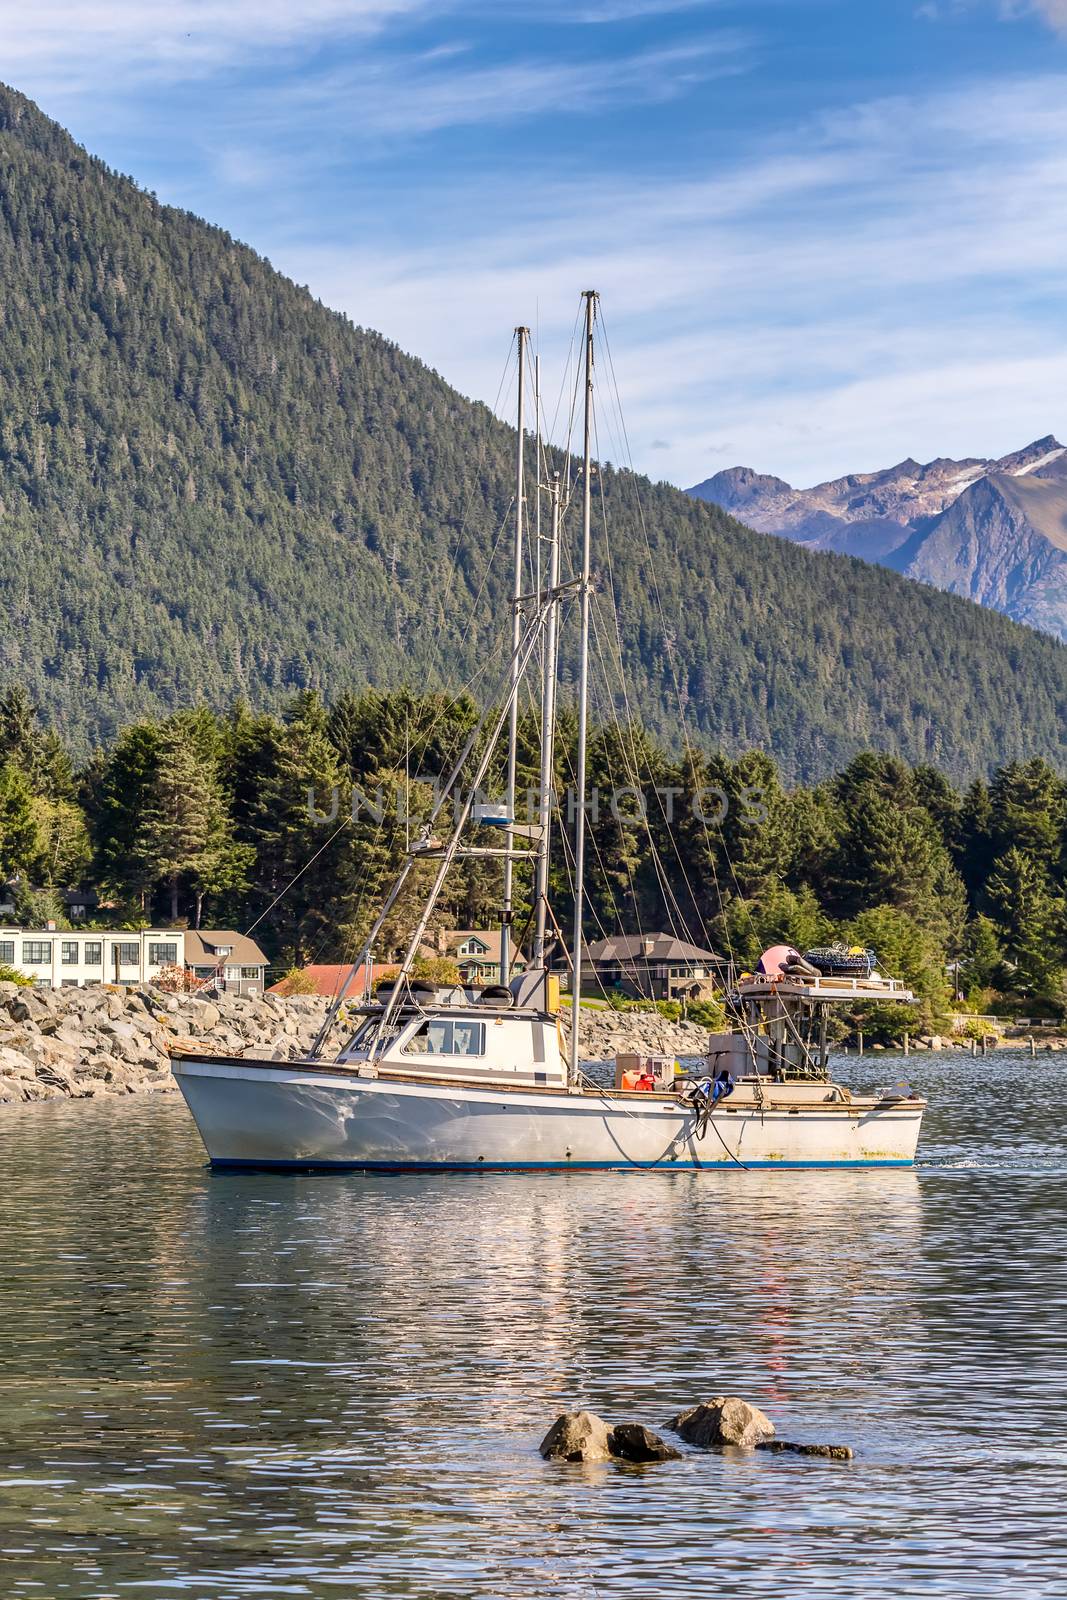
[173,1057,925,1170]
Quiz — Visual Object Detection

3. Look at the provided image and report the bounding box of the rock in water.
[757,1440,853,1459]
[539,1411,615,1463]
[669,1397,775,1449]
[609,1423,682,1463]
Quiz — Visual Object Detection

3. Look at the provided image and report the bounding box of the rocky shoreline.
[560,1007,712,1064]
[0,984,715,1108]
[0,983,349,1106]
[0,983,1062,1110]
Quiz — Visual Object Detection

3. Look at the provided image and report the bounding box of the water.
[0,1053,1065,1599]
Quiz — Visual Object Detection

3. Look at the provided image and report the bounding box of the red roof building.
[268,962,398,998]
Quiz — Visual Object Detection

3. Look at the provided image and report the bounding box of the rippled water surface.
[1,1053,1066,1598]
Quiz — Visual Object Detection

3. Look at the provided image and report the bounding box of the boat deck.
[737,975,915,1003]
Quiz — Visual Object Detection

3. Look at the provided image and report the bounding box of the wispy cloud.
[567,0,722,20]
[272,72,1067,485]
[4,1,1064,488]
[266,35,748,140]
[0,0,436,88]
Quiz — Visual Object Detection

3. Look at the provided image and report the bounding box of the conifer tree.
[131,725,240,924]
[986,847,1065,1001]
[0,763,39,879]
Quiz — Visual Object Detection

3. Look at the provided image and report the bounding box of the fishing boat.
[173,295,926,1171]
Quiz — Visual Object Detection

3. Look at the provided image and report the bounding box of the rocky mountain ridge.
[689,437,1067,638]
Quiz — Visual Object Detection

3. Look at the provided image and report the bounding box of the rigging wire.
[594,308,763,977]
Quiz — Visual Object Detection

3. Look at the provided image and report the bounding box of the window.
[61,979,79,987]
[62,941,79,965]
[459,938,488,956]
[348,1016,403,1053]
[149,942,178,966]
[0,940,13,963]
[84,942,102,966]
[23,941,51,964]
[116,943,139,966]
[241,966,260,979]
[403,1018,485,1057]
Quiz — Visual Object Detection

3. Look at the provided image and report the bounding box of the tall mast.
[534,354,542,600]
[569,290,597,1087]
[501,325,527,988]
[532,470,561,972]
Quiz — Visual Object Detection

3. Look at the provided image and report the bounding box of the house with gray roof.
[575,932,727,1000]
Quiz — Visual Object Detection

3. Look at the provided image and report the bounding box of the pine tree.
[130,726,238,924]
[0,762,39,878]
[986,847,1065,1001]
[0,686,75,800]
[90,723,164,911]
[248,694,354,963]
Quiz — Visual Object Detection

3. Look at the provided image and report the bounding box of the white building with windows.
[0,928,268,993]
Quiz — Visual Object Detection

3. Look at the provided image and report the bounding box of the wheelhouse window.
[346,1015,404,1054]
[402,1018,486,1057]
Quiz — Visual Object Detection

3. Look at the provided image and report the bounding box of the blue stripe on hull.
[207,1157,915,1173]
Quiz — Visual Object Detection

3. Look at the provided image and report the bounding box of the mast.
[569,290,597,1087]
[532,471,561,972]
[370,602,550,1058]
[500,326,527,989]
[534,354,542,599]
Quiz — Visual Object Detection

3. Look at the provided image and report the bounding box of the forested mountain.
[1,83,1066,782]
[689,438,1067,640]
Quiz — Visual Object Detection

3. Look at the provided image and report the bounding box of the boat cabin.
[337,980,567,1089]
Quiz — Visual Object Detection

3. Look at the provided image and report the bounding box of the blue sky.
[3,0,1067,486]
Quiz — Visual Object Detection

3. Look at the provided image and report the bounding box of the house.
[183,931,269,996]
[422,929,527,985]
[575,933,726,1001]
[0,885,106,921]
[268,962,398,998]
[0,925,269,993]
[62,888,104,921]
[0,926,187,988]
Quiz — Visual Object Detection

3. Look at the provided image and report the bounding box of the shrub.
[275,966,320,996]
[0,963,31,987]
[153,961,204,993]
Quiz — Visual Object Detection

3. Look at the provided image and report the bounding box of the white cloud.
[266,72,1067,486]
[0,0,435,88]
[5,4,1064,488]
[266,35,748,139]
[567,0,721,20]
